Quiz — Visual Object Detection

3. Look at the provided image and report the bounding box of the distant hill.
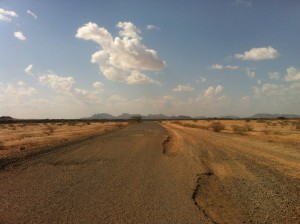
[0,116,14,121]
[82,113,116,120]
[250,113,300,119]
[81,113,300,120]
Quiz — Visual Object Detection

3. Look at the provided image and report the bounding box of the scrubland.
[167,119,300,147]
[0,121,127,159]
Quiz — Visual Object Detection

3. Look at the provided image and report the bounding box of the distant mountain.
[81,112,300,120]
[145,114,170,120]
[220,115,240,119]
[250,113,300,119]
[0,116,14,121]
[82,113,116,120]
[117,113,132,119]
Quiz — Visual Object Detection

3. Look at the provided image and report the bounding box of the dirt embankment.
[162,121,300,224]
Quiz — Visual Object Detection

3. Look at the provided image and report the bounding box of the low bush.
[232,125,247,134]
[210,122,225,132]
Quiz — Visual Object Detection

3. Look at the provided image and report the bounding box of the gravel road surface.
[0,122,211,224]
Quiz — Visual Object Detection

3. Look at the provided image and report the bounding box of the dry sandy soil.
[162,119,300,223]
[0,121,127,160]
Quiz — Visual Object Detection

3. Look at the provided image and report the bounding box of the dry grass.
[0,121,128,158]
[164,119,300,147]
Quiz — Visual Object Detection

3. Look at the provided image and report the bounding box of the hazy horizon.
[1,1,300,119]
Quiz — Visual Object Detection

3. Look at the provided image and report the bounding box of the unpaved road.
[1,121,299,223]
[163,122,300,224]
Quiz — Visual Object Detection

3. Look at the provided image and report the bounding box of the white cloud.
[0,82,37,97]
[196,77,207,83]
[226,65,239,70]
[210,64,239,70]
[92,81,103,89]
[126,70,160,85]
[0,8,17,22]
[172,84,194,92]
[269,72,280,80]
[254,83,287,97]
[146,25,160,30]
[38,71,101,103]
[27,10,37,19]
[285,66,300,82]
[203,85,223,98]
[76,22,166,85]
[14,31,26,40]
[25,64,33,75]
[235,46,279,61]
[210,64,223,70]
[39,72,75,94]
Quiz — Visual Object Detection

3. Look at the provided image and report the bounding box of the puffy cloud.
[92,81,103,89]
[146,25,160,30]
[196,77,207,83]
[25,64,33,75]
[210,64,223,70]
[210,64,239,70]
[76,22,166,84]
[0,82,37,97]
[235,46,279,61]
[39,72,75,94]
[0,8,17,22]
[203,85,223,98]
[172,84,194,92]
[269,72,280,80]
[27,10,37,19]
[285,67,300,82]
[14,31,26,40]
[38,72,101,102]
[254,83,287,97]
[126,70,160,85]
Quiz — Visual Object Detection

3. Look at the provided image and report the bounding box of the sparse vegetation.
[131,115,142,123]
[210,122,225,132]
[231,125,250,135]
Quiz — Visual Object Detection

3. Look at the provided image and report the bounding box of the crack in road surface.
[192,172,218,224]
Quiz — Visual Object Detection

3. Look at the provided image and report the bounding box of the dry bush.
[244,123,254,131]
[210,122,225,132]
[231,125,247,135]
[172,121,183,125]
[261,129,271,135]
[294,121,300,130]
[256,119,266,123]
[116,123,123,128]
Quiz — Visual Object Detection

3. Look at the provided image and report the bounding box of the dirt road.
[162,122,300,224]
[1,121,299,223]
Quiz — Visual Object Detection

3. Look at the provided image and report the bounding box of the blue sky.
[1,0,300,118]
